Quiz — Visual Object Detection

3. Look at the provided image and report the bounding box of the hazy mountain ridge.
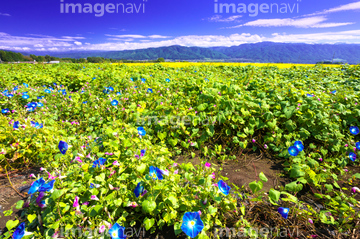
[3,42,360,64]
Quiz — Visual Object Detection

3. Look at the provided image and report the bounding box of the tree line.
[0,50,166,63]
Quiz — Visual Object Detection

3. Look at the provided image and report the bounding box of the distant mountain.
[4,42,360,64]
[211,42,360,64]
[50,45,229,61]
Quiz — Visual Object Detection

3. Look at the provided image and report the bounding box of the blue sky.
[1,0,360,52]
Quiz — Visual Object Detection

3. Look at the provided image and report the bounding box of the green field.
[0,63,360,238]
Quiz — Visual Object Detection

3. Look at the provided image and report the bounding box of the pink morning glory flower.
[205,162,211,168]
[91,195,99,201]
[99,225,106,234]
[47,172,57,180]
[73,196,79,207]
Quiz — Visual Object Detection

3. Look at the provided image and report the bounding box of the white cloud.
[105,34,146,39]
[229,16,354,28]
[307,1,360,16]
[148,35,170,39]
[74,41,82,46]
[105,34,170,39]
[0,33,86,50]
[0,13,11,17]
[206,15,242,22]
[2,30,360,52]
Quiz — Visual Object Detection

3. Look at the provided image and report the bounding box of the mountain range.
[4,42,360,64]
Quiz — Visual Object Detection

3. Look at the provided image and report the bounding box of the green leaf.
[165,195,178,208]
[353,173,360,179]
[15,200,24,209]
[95,173,106,182]
[137,163,147,174]
[51,189,64,200]
[144,218,155,231]
[52,220,61,230]
[284,106,296,119]
[259,172,268,182]
[285,181,303,192]
[249,180,263,193]
[6,220,19,231]
[174,222,182,235]
[27,214,37,224]
[89,205,103,217]
[142,200,156,213]
[289,165,305,178]
[269,188,280,202]
[208,205,217,216]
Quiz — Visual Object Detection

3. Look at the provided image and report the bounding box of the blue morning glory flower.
[13,222,25,239]
[108,87,114,92]
[130,78,134,81]
[103,88,110,94]
[330,90,336,94]
[149,166,163,180]
[181,212,204,238]
[278,207,290,219]
[22,94,29,99]
[39,180,55,192]
[93,77,96,80]
[109,223,126,239]
[13,121,19,129]
[111,100,119,106]
[218,180,230,196]
[356,142,360,150]
[134,182,145,198]
[147,88,153,93]
[83,101,87,104]
[13,87,18,91]
[205,78,209,82]
[92,157,107,168]
[116,92,121,95]
[294,141,304,152]
[29,102,37,108]
[306,94,314,97]
[140,149,146,157]
[37,102,44,107]
[23,83,29,87]
[31,121,43,129]
[166,78,170,82]
[28,177,46,194]
[37,96,44,100]
[58,141,68,155]
[137,127,146,136]
[350,126,359,135]
[7,94,13,98]
[141,78,146,83]
[349,152,357,162]
[288,146,299,157]
[45,89,51,94]
[2,108,9,114]
[26,107,35,112]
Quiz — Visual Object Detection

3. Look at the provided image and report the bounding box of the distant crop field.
[121,62,345,68]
